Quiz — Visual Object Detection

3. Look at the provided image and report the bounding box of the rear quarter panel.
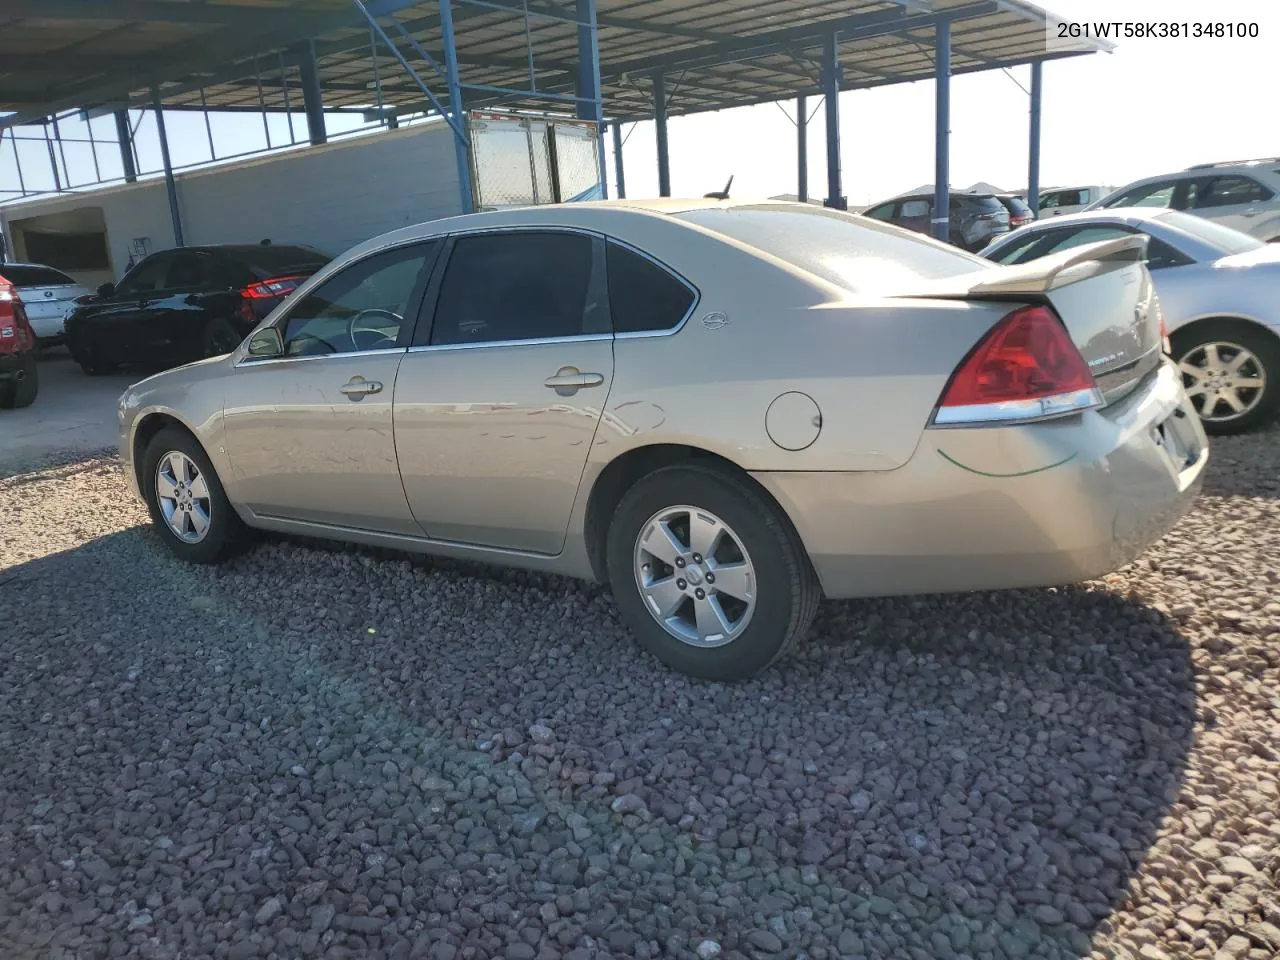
[589,215,1008,473]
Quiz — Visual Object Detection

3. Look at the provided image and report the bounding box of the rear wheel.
[0,353,38,408]
[142,427,248,564]
[606,464,820,681]
[74,337,118,376]
[1173,320,1280,435]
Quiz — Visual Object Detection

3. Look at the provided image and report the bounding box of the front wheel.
[606,464,820,681]
[142,427,248,564]
[1173,320,1280,435]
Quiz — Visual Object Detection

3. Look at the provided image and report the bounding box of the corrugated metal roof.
[0,0,1104,126]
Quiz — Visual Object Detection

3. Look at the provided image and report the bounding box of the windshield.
[1153,211,1264,255]
[0,264,77,287]
[675,204,990,295]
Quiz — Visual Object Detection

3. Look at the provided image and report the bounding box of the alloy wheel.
[1178,341,1267,424]
[155,451,213,543]
[633,505,756,648]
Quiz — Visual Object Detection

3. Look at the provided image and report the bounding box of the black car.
[65,242,331,375]
[862,191,1012,251]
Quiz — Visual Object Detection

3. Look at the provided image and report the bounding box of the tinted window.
[606,241,696,334]
[899,199,930,218]
[1108,181,1176,208]
[281,242,436,357]
[986,231,1049,264]
[430,232,604,346]
[1037,225,1134,257]
[676,205,989,295]
[1041,189,1084,209]
[863,203,896,220]
[958,195,1005,215]
[117,254,174,295]
[1002,197,1033,217]
[0,265,76,287]
[164,252,210,289]
[1197,175,1273,208]
[241,245,332,278]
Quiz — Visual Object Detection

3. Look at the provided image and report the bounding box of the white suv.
[1087,159,1280,241]
[1033,185,1114,217]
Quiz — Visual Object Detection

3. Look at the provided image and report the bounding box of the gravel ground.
[1,427,1278,960]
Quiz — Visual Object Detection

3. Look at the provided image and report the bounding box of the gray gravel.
[1,425,1278,960]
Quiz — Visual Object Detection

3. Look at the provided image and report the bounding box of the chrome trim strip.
[234,346,406,369]
[407,334,612,354]
[930,387,1104,428]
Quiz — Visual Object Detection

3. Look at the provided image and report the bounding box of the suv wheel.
[142,427,248,564]
[606,464,820,681]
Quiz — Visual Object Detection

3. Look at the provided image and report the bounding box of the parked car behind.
[1031,185,1113,217]
[0,262,92,346]
[982,207,1280,435]
[116,200,1206,681]
[1087,159,1280,241]
[995,193,1035,228]
[862,190,1011,251]
[0,273,39,408]
[66,242,331,375]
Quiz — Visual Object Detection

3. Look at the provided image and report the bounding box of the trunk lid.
[16,282,89,320]
[903,235,1163,405]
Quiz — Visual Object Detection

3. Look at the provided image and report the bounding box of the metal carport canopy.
[1,0,1108,229]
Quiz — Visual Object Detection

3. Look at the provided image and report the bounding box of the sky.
[1,0,1277,208]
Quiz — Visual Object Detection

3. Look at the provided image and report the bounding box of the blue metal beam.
[612,122,626,199]
[933,18,951,243]
[151,87,184,247]
[296,40,327,145]
[654,74,671,197]
[439,0,474,214]
[113,109,136,183]
[576,0,608,199]
[797,94,808,203]
[1027,59,1042,215]
[822,33,845,211]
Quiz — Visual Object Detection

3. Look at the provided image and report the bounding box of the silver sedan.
[983,208,1280,434]
[116,200,1206,681]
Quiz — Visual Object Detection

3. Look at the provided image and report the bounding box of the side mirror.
[97,282,116,298]
[246,327,284,359]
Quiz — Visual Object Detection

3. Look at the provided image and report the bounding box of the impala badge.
[702,312,729,330]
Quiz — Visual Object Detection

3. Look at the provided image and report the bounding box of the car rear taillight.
[242,275,307,300]
[933,304,1103,426]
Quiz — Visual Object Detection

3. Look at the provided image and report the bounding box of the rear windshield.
[1002,196,1033,216]
[0,264,76,287]
[235,245,331,278]
[958,195,1007,214]
[1154,210,1263,256]
[675,204,991,295]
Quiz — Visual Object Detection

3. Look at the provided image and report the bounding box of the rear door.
[393,228,613,555]
[132,250,226,363]
[1192,174,1276,232]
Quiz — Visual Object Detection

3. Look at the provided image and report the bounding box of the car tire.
[0,353,38,408]
[74,339,118,376]
[141,427,249,564]
[1172,319,1280,436]
[605,464,821,681]
[202,317,243,358]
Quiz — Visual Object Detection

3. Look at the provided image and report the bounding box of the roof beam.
[0,0,338,28]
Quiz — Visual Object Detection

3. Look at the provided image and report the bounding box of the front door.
[221,240,441,535]
[1194,174,1275,233]
[394,229,613,555]
[87,251,174,363]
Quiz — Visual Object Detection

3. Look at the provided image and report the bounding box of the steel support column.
[296,39,327,145]
[439,0,474,213]
[821,33,845,210]
[576,0,608,198]
[612,122,626,198]
[1027,59,1042,216]
[932,19,951,242]
[151,88,184,247]
[796,94,808,203]
[654,73,671,197]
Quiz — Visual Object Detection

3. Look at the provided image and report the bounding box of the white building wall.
[1,120,462,281]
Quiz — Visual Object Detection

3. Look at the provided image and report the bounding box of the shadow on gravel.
[1198,422,1280,500]
[0,525,1196,960]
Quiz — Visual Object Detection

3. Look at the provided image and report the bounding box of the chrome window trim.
[407,333,612,354]
[234,346,406,369]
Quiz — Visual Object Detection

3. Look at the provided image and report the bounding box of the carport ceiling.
[0,0,1105,127]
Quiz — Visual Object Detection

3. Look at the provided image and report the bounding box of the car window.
[429,231,605,346]
[862,203,896,220]
[900,199,930,218]
[281,242,436,357]
[1037,192,1060,210]
[1197,175,1274,208]
[1002,197,1033,217]
[986,231,1051,264]
[675,205,989,295]
[1154,210,1264,255]
[1144,237,1192,270]
[1042,189,1083,209]
[1039,225,1134,255]
[164,252,211,290]
[116,254,174,295]
[606,241,696,335]
[0,265,76,287]
[1108,181,1176,208]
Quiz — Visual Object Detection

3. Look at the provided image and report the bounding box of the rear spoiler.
[904,234,1150,300]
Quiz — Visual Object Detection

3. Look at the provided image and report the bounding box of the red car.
[0,272,39,409]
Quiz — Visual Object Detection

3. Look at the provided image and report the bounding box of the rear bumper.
[27,315,66,340]
[754,359,1207,600]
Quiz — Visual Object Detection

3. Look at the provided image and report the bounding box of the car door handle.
[340,376,382,400]
[544,368,604,394]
